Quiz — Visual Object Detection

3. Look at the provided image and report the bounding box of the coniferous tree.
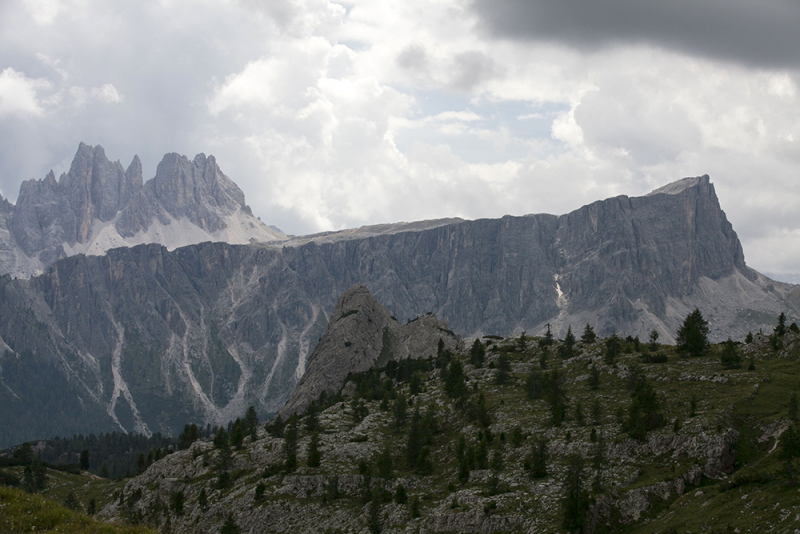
[790,393,799,422]
[394,484,407,504]
[443,359,468,400]
[676,308,710,357]
[495,353,511,385]
[525,438,548,479]
[545,369,569,426]
[393,393,408,431]
[541,323,554,348]
[592,431,606,493]
[406,408,423,470]
[284,421,298,472]
[745,331,754,343]
[776,312,788,337]
[648,330,660,351]
[780,423,800,485]
[469,339,485,368]
[561,454,590,532]
[604,334,622,365]
[198,487,208,511]
[304,402,321,433]
[169,490,185,516]
[245,406,259,438]
[367,501,382,534]
[518,331,528,352]
[588,366,600,390]
[581,324,596,344]
[307,432,321,468]
[626,377,664,440]
[376,445,394,479]
[559,326,576,359]
[220,513,240,534]
[720,338,742,369]
[525,371,546,400]
[22,455,46,493]
[178,424,199,450]
[13,442,34,463]
[80,449,90,470]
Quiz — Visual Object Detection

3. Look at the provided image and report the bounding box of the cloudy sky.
[1,0,798,282]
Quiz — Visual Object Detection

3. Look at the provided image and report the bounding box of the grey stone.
[278,284,461,418]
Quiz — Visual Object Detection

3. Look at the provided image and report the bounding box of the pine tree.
[676,308,710,357]
[648,330,660,351]
[776,312,788,337]
[720,338,741,369]
[469,339,485,368]
[220,513,240,534]
[284,421,298,472]
[307,432,321,468]
[80,449,90,470]
[559,326,576,359]
[444,359,468,400]
[626,377,664,440]
[525,438,548,479]
[376,445,394,479]
[581,324,596,344]
[604,334,622,365]
[245,406,259,438]
[367,501,382,534]
[495,353,511,385]
[588,366,600,390]
[393,393,408,431]
[561,454,590,532]
[540,323,554,348]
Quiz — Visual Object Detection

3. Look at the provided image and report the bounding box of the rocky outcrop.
[1,143,284,278]
[279,284,460,417]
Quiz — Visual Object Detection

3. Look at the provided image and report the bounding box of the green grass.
[0,486,155,534]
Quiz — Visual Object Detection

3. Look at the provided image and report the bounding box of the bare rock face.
[279,284,460,418]
[1,143,285,278]
[115,152,250,237]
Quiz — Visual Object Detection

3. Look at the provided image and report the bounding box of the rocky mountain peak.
[278,284,461,418]
[0,143,285,277]
[646,174,709,197]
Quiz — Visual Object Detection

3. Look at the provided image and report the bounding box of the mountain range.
[0,143,797,447]
[0,143,284,278]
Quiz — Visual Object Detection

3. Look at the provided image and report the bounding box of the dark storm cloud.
[471,0,800,69]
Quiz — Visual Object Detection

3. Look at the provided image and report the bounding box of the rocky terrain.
[52,321,800,533]
[0,172,798,447]
[0,143,284,277]
[279,284,461,418]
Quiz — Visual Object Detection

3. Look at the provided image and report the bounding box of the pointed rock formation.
[278,284,461,418]
[1,143,286,277]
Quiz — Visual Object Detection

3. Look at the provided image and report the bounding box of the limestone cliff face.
[0,175,796,447]
[279,284,460,418]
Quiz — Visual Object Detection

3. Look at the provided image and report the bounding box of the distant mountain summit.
[0,143,285,277]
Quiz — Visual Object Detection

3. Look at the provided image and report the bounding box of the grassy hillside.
[5,326,800,533]
[0,486,155,534]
